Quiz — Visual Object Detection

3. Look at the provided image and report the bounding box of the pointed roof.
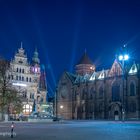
[129,62,138,75]
[77,52,93,65]
[98,69,105,79]
[65,72,77,83]
[15,42,26,58]
[90,72,96,81]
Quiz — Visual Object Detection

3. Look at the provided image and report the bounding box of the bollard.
[11,122,14,138]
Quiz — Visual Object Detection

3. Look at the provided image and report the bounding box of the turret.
[75,51,95,76]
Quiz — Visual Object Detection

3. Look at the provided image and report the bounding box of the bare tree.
[0,58,22,121]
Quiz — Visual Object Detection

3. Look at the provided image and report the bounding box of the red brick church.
[56,51,140,120]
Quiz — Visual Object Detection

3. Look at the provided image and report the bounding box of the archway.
[109,103,121,120]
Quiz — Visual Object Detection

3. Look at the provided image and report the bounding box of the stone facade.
[8,45,47,116]
[57,52,140,120]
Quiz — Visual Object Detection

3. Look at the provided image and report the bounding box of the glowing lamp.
[119,55,123,61]
[124,54,129,60]
[60,105,64,109]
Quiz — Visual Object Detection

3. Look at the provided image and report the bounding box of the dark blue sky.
[0,0,140,97]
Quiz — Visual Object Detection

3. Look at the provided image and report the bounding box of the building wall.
[7,47,47,115]
[57,73,140,120]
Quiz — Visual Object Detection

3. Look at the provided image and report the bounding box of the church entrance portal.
[109,103,121,120]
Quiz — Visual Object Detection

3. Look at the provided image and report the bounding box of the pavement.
[0,120,140,140]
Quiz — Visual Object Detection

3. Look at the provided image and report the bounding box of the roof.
[77,52,93,65]
[65,72,77,83]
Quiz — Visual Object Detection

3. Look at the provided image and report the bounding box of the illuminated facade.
[57,52,140,120]
[8,45,47,115]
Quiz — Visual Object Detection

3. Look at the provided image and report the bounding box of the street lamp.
[118,49,129,121]
[60,105,64,109]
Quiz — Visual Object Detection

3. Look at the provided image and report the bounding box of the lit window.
[23,104,33,115]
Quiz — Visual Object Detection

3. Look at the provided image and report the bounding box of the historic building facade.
[57,52,140,120]
[8,45,47,116]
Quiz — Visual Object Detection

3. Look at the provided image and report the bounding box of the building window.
[16,68,18,72]
[23,92,27,98]
[19,68,21,73]
[30,93,34,99]
[16,76,18,80]
[23,104,32,115]
[82,88,86,100]
[130,82,136,96]
[22,77,24,81]
[19,76,21,81]
[29,78,32,82]
[112,83,120,101]
[99,86,103,98]
[22,69,24,73]
[26,77,28,82]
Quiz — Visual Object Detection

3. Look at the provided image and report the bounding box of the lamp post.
[118,46,129,121]
[55,87,58,118]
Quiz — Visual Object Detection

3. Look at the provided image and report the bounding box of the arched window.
[90,87,94,100]
[112,83,120,101]
[99,86,103,98]
[130,82,136,96]
[82,88,87,100]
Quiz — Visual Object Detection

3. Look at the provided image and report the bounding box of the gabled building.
[8,44,47,116]
[57,52,140,120]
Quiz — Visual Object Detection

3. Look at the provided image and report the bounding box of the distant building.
[8,44,47,116]
[57,52,140,120]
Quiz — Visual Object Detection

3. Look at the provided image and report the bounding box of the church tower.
[31,48,40,74]
[75,51,95,76]
[32,48,40,65]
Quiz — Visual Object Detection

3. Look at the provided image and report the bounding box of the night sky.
[0,0,140,98]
